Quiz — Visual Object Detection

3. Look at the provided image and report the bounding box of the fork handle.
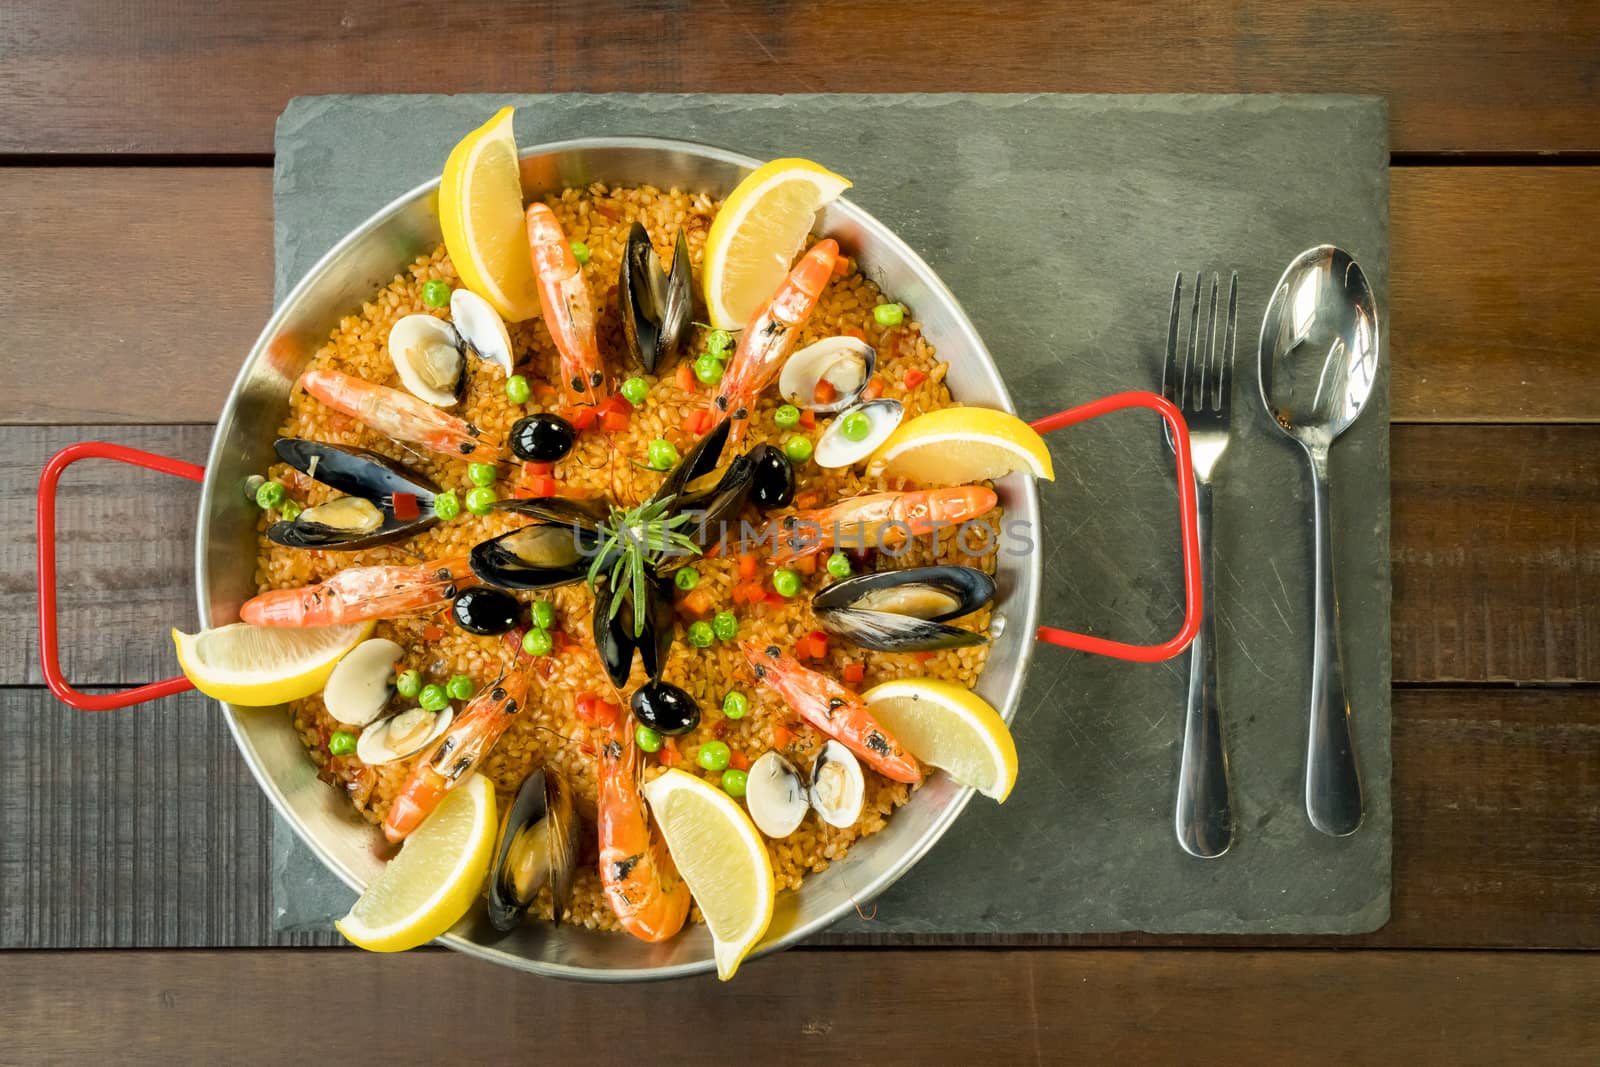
[1306,447,1364,836]
[1175,480,1233,858]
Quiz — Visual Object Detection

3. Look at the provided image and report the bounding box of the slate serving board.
[272,93,1391,937]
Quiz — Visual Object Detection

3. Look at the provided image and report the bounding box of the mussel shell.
[494,495,609,531]
[470,523,604,591]
[451,589,522,636]
[747,752,808,839]
[630,680,701,737]
[675,451,756,542]
[778,336,877,413]
[593,571,674,688]
[813,565,996,652]
[748,444,795,510]
[815,607,987,652]
[488,768,579,931]
[650,417,730,511]
[510,413,577,463]
[619,224,692,372]
[267,438,439,550]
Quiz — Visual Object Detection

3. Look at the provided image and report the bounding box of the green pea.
[254,480,286,509]
[445,674,475,701]
[721,767,748,798]
[706,329,734,355]
[635,724,663,753]
[840,410,872,442]
[773,404,801,429]
[396,669,422,699]
[278,499,303,522]
[696,740,731,772]
[522,628,553,656]
[419,684,449,712]
[674,566,700,591]
[328,730,357,756]
[784,436,814,464]
[621,377,650,406]
[722,691,748,720]
[422,279,452,308]
[772,568,801,598]
[826,551,852,579]
[687,621,715,648]
[712,610,738,642]
[433,489,462,520]
[693,352,726,385]
[505,374,531,404]
[873,302,905,327]
[465,486,497,515]
[466,462,497,488]
[570,240,591,265]
[531,601,555,631]
[647,438,680,470]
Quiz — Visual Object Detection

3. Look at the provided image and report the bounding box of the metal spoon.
[1258,246,1379,837]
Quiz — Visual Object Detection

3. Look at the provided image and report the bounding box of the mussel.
[619,223,692,372]
[809,741,865,828]
[778,336,876,413]
[650,416,729,509]
[470,523,605,591]
[487,768,579,931]
[266,438,439,550]
[630,680,700,737]
[451,589,522,636]
[493,494,609,531]
[673,451,757,539]
[510,412,577,464]
[388,313,466,407]
[814,398,904,469]
[321,638,401,726]
[593,572,674,688]
[748,444,794,510]
[356,705,454,765]
[813,565,996,652]
[746,752,808,839]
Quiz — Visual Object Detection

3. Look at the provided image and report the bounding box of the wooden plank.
[3,1,1599,155]
[8,423,1594,688]
[6,947,1599,1062]
[5,166,1599,426]
[5,686,1596,950]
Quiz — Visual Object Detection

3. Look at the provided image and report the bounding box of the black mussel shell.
[675,452,756,543]
[451,589,522,636]
[813,565,997,652]
[267,438,439,550]
[510,413,577,463]
[630,680,700,737]
[593,571,675,688]
[494,495,609,531]
[650,417,730,511]
[814,607,987,652]
[487,769,578,931]
[748,444,795,510]
[470,523,604,591]
[619,224,692,373]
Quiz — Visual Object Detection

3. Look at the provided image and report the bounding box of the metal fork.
[1163,271,1238,859]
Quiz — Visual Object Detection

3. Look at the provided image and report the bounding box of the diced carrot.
[392,492,419,520]
[794,553,817,576]
[794,491,820,509]
[772,725,794,749]
[570,406,598,431]
[682,587,714,617]
[798,409,816,429]
[729,750,751,771]
[841,326,866,341]
[684,409,712,436]
[738,554,758,579]
[601,408,630,432]
[904,367,928,389]
[814,379,837,405]
[660,737,681,766]
[766,591,786,607]
[842,662,866,685]
[862,376,885,401]
[524,461,554,477]
[676,363,697,392]
[422,624,443,642]
[527,475,558,497]
[912,650,935,663]
[831,255,850,278]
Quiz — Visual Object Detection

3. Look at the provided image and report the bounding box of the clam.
[388,313,466,407]
[619,223,692,372]
[321,638,402,726]
[813,565,995,652]
[809,741,865,828]
[778,336,876,413]
[469,523,605,591]
[356,705,454,765]
[813,399,904,469]
[746,752,808,839]
[266,438,439,550]
[488,768,579,930]
[449,288,515,377]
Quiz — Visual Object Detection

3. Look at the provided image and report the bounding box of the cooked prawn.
[763,484,998,561]
[239,556,478,628]
[526,203,606,410]
[300,369,500,460]
[597,715,691,942]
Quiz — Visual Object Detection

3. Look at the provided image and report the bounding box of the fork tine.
[1200,274,1219,412]
[1162,272,1183,405]
[1217,271,1238,412]
[1182,273,1201,410]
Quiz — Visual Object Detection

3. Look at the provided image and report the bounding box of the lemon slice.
[335,774,497,952]
[641,768,775,980]
[703,157,852,329]
[172,621,372,706]
[439,106,542,322]
[861,679,1018,802]
[867,406,1055,484]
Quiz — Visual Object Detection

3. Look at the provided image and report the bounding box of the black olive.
[630,680,701,737]
[510,413,577,464]
[451,589,522,635]
[748,444,795,510]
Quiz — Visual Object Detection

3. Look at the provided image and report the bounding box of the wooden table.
[4,3,1597,1060]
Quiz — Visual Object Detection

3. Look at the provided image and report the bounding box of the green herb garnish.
[585,494,701,637]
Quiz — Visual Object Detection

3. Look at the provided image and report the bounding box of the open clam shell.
[809,741,865,828]
[450,288,515,377]
[356,705,454,765]
[814,399,904,469]
[747,752,808,839]
[620,223,692,372]
[813,565,995,652]
[321,638,402,726]
[388,313,466,407]
[266,438,439,550]
[778,336,876,413]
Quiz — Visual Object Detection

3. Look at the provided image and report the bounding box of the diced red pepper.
[904,367,928,389]
[570,406,598,431]
[526,475,558,497]
[766,591,786,607]
[738,554,758,580]
[525,461,554,477]
[422,624,444,642]
[601,408,630,433]
[684,409,713,436]
[392,492,419,520]
[814,380,838,406]
[729,750,750,771]
[806,631,830,658]
[842,662,866,685]
[603,393,631,415]
[772,724,794,749]
[660,737,681,766]
[676,363,697,392]
[863,376,885,401]
[597,700,621,727]
[575,691,600,722]
[798,409,816,429]
[681,587,714,617]
[912,650,936,663]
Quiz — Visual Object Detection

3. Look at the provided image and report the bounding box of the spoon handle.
[1306,450,1364,836]
[1175,480,1233,858]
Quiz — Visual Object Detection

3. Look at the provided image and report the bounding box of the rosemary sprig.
[585,494,701,636]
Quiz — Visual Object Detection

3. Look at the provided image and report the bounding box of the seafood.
[469,523,604,591]
[299,368,500,460]
[266,437,440,550]
[597,716,691,941]
[488,768,578,930]
[450,588,523,635]
[808,741,865,828]
[321,638,402,726]
[383,656,533,841]
[509,412,577,463]
[746,752,808,839]
[629,679,701,737]
[450,288,515,377]
[813,398,904,469]
[713,239,840,445]
[526,203,606,409]
[619,223,692,372]
[357,705,456,766]
[240,556,478,627]
[813,564,995,652]
[741,641,922,784]
[594,573,674,688]
[765,485,998,561]
[387,313,466,406]
[777,335,876,414]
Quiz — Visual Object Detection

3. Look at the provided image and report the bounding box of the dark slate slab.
[272,93,1391,937]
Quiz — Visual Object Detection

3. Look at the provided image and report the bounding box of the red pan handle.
[1030,391,1201,662]
[38,442,205,710]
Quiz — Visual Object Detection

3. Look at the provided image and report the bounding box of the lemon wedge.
[641,768,775,980]
[703,157,851,329]
[439,106,542,322]
[867,406,1055,484]
[172,621,372,706]
[861,679,1018,802]
[336,774,497,952]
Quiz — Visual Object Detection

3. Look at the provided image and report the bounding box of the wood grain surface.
[2,1,1598,156]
